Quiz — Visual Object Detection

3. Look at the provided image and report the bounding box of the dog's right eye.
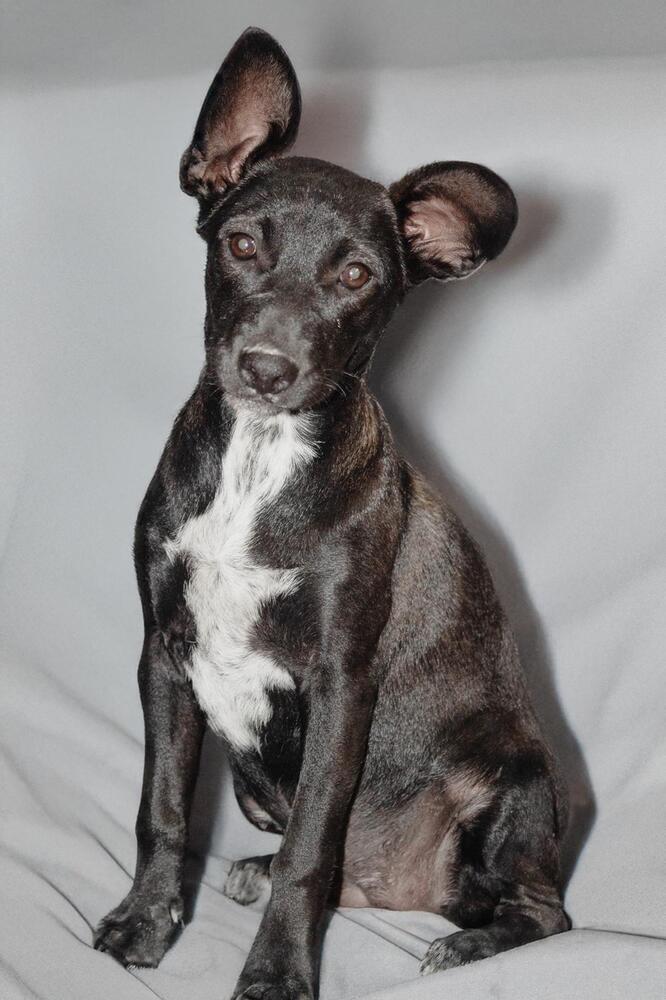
[229,233,257,259]
[339,262,371,289]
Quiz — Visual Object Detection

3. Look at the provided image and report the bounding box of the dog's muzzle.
[239,348,299,397]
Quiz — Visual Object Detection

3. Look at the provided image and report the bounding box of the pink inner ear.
[202,131,270,191]
[213,59,290,176]
[183,56,295,198]
[404,197,482,276]
[225,134,268,184]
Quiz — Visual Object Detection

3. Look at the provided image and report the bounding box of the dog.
[94,27,570,999]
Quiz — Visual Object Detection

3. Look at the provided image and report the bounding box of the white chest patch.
[164,409,317,752]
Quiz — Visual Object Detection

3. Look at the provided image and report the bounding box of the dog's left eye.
[229,233,257,259]
[339,263,371,289]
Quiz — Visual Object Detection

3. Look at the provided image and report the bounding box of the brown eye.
[340,262,370,289]
[229,233,257,259]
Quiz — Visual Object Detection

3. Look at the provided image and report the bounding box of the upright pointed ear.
[389,161,518,285]
[180,27,301,208]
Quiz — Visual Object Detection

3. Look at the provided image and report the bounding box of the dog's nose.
[239,349,299,396]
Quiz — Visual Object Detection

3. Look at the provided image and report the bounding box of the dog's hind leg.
[224,855,273,906]
[421,773,570,974]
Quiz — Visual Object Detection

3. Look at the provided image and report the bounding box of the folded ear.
[180,27,301,207]
[389,161,518,284]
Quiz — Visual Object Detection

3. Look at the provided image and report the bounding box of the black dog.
[95,27,570,998]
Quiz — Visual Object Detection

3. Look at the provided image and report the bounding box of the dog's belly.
[340,792,459,912]
[340,769,497,913]
[163,408,316,752]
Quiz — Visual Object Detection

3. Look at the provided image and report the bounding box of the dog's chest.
[164,410,316,751]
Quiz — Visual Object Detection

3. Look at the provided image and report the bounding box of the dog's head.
[181,28,517,412]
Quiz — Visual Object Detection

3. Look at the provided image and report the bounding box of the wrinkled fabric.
[2,54,665,999]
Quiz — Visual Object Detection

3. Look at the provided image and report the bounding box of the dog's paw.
[232,957,313,1000]
[419,929,494,975]
[94,892,183,968]
[223,855,272,906]
[233,978,312,1000]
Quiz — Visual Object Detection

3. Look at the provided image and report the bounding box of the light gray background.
[2,2,666,998]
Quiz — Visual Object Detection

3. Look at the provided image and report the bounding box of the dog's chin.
[221,379,335,416]
[227,392,293,416]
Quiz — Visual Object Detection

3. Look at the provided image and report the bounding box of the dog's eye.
[339,263,370,289]
[229,233,257,259]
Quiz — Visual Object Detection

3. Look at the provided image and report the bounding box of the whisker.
[322,376,346,398]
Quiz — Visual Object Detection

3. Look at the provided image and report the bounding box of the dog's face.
[181,29,518,413]
[197,157,404,411]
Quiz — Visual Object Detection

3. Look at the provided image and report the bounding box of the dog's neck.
[194,368,387,488]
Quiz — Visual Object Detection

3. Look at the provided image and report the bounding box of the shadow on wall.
[8,1,666,90]
[187,80,603,902]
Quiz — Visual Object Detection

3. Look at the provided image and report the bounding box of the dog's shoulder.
[135,378,233,540]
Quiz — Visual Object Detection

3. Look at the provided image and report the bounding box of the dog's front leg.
[94,630,205,967]
[232,664,377,1000]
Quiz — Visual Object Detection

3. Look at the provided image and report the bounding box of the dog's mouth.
[212,322,361,413]
[226,385,297,415]
[222,375,336,415]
